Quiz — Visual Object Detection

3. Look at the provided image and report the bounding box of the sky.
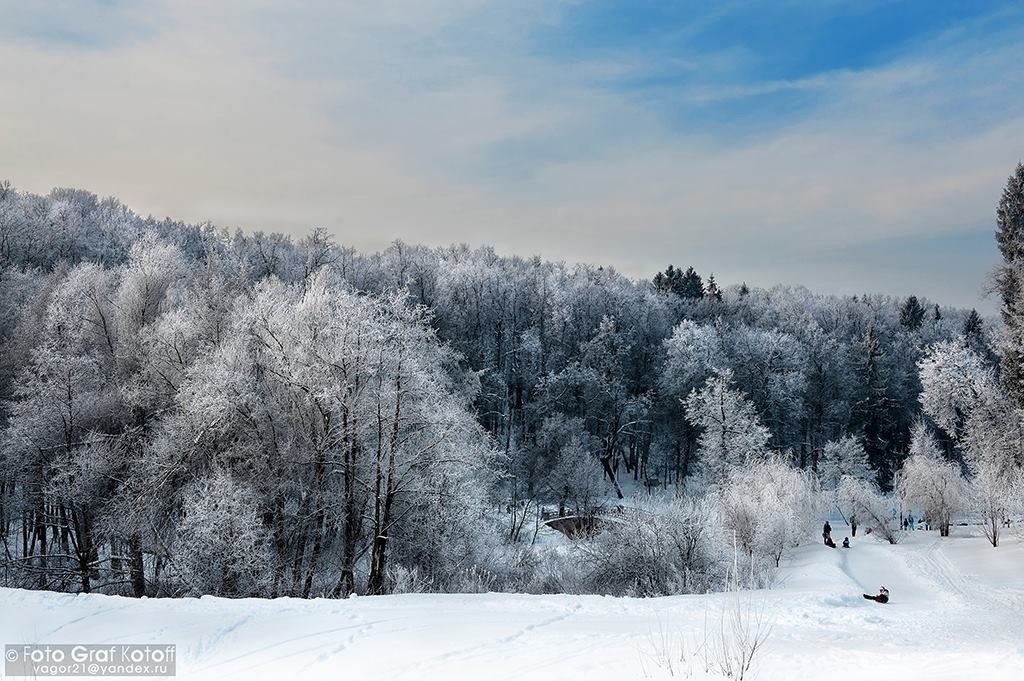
[2,1,1023,310]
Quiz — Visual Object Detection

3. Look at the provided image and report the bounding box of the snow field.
[2,527,1022,681]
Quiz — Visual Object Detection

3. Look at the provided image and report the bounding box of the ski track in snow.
[2,529,1023,680]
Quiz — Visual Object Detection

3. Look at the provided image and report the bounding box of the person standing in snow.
[823,521,832,545]
[909,514,915,530]
[903,518,909,531]
[850,513,858,537]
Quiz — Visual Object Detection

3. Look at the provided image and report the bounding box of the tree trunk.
[129,534,145,597]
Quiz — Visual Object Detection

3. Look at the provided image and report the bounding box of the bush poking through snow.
[637,582,772,680]
[638,616,706,678]
[711,591,772,681]
[582,497,723,596]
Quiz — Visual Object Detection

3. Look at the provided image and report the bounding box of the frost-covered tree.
[544,434,608,518]
[817,436,872,535]
[660,320,727,482]
[584,496,721,596]
[728,326,806,450]
[171,470,269,597]
[919,340,1023,545]
[895,423,964,537]
[717,457,821,568]
[963,309,983,340]
[685,371,770,486]
[538,316,650,498]
[918,340,996,439]
[817,436,871,491]
[837,476,902,544]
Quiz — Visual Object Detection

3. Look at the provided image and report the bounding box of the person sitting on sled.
[863,586,889,603]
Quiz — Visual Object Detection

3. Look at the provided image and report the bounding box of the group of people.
[821,521,850,549]
[824,520,890,605]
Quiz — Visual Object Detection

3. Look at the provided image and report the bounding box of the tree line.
[0,170,1018,598]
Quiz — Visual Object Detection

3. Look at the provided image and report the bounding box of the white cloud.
[0,0,1018,309]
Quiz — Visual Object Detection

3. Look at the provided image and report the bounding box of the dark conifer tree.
[899,295,926,330]
[995,163,1024,405]
[705,274,723,301]
[963,308,983,338]
[653,264,684,295]
[851,326,897,486]
[678,267,704,299]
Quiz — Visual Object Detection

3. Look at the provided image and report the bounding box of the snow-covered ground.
[2,527,1022,680]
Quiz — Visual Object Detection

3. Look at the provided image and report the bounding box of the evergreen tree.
[704,274,723,301]
[852,326,897,486]
[899,295,926,330]
[653,264,704,299]
[963,309,983,339]
[653,265,681,294]
[995,163,1024,405]
[933,304,942,321]
[678,266,704,299]
[739,282,750,297]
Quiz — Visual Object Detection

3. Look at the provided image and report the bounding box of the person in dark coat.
[863,586,889,603]
[823,521,832,545]
[842,537,850,548]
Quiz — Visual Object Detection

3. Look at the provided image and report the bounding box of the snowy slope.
[2,527,1022,681]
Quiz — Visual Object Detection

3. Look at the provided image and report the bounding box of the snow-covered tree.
[918,340,996,438]
[895,422,964,537]
[171,470,269,597]
[717,456,821,568]
[837,476,902,544]
[919,340,1023,545]
[685,370,770,486]
[817,435,871,491]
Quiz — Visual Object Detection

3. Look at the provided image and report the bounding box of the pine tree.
[653,265,704,299]
[739,282,750,297]
[963,309,983,339]
[899,295,926,330]
[678,267,704,299]
[852,326,896,486]
[704,274,723,301]
[653,264,681,294]
[995,163,1024,405]
[933,304,942,321]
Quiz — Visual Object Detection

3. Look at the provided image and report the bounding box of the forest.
[1,166,1022,599]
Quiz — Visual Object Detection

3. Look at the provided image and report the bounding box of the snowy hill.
[3,527,1022,680]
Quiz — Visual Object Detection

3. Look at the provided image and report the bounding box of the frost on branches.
[895,422,964,537]
[918,341,1024,545]
[685,370,771,487]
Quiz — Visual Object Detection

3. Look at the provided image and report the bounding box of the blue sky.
[1,0,1022,310]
